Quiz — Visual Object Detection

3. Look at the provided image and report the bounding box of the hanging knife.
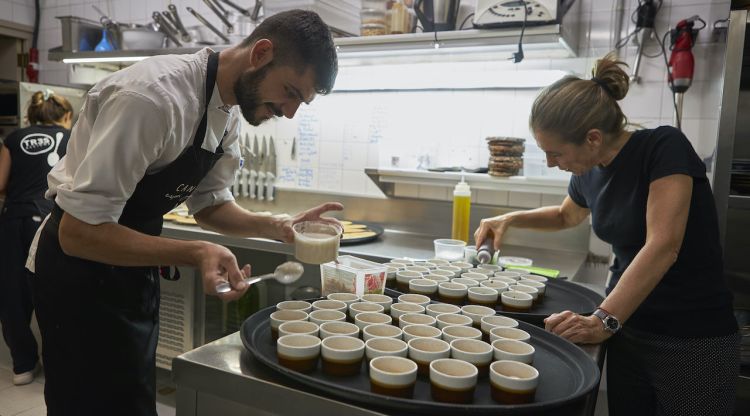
[186,7,230,44]
[240,133,252,198]
[202,0,234,34]
[256,136,268,201]
[168,4,192,43]
[232,156,242,197]
[233,133,245,197]
[265,136,277,201]
[153,12,182,47]
[217,0,253,17]
[249,135,259,199]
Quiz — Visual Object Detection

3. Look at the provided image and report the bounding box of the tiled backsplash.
[17,0,731,209]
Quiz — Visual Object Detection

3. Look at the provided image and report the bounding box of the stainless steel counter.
[172,332,604,416]
[165,221,605,415]
[161,223,589,281]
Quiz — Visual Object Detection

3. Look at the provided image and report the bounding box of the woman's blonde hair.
[529,52,630,145]
[27,90,73,126]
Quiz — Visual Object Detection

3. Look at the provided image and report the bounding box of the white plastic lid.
[498,256,533,268]
[453,179,471,196]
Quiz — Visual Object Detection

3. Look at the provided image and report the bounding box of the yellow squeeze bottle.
[451,178,471,243]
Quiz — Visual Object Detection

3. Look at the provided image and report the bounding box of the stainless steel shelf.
[48,23,578,64]
[47,45,223,62]
[365,168,570,197]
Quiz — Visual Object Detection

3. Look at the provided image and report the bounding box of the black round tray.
[241,300,600,415]
[340,222,384,245]
[387,278,603,327]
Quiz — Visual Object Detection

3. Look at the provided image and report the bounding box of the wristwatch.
[592,308,621,334]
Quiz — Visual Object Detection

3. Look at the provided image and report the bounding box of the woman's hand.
[473,214,513,250]
[279,202,344,243]
[544,310,611,344]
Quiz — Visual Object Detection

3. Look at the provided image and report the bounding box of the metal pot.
[119,25,166,50]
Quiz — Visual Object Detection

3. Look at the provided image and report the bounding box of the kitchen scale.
[473,0,575,29]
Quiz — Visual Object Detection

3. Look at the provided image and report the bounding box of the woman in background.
[0,89,72,385]
[474,54,739,415]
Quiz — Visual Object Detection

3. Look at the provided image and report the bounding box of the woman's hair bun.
[591,52,630,101]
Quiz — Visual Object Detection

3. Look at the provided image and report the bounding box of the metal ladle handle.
[215,272,272,294]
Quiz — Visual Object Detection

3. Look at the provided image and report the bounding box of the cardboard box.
[320,255,387,296]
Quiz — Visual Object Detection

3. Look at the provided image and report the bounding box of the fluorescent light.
[62,56,148,64]
[333,64,570,91]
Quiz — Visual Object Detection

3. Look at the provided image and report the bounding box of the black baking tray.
[340,222,384,245]
[241,300,600,415]
[387,278,604,327]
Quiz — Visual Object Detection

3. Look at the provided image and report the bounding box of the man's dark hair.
[241,10,338,95]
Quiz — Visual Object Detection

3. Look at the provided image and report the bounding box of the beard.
[232,64,279,126]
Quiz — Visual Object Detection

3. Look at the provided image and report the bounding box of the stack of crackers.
[486,137,525,177]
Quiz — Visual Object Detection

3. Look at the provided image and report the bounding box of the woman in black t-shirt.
[0,89,72,386]
[474,54,739,415]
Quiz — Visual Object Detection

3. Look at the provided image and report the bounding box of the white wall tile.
[317,167,343,192]
[680,118,719,160]
[12,2,35,27]
[620,81,664,120]
[476,189,509,206]
[508,192,541,208]
[0,1,12,20]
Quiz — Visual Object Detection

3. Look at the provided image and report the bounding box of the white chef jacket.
[26,48,241,272]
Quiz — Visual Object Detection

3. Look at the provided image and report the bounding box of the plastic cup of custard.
[293,221,343,264]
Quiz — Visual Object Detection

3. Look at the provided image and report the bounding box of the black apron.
[32,52,224,416]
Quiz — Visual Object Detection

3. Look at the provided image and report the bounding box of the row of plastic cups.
[277,334,538,404]
[277,321,535,368]
[274,312,527,348]
[273,293,522,331]
[394,267,545,289]
[387,259,546,281]
[370,355,538,404]
[408,278,547,309]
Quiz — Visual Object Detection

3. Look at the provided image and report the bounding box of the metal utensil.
[240,133,252,198]
[208,0,228,15]
[187,6,230,44]
[250,0,263,21]
[153,12,182,47]
[265,136,276,201]
[168,3,192,42]
[256,136,268,201]
[249,135,260,198]
[217,0,252,17]
[202,0,234,34]
[232,133,244,197]
[215,261,304,294]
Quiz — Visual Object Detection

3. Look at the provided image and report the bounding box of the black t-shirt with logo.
[2,124,69,217]
[568,126,737,337]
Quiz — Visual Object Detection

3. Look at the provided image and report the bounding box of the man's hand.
[195,242,251,301]
[279,202,344,243]
[544,310,611,344]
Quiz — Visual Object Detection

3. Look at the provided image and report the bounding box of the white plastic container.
[320,255,387,296]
